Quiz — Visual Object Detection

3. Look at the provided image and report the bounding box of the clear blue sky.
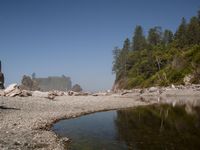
[0,0,199,91]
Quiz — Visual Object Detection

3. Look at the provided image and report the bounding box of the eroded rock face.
[0,61,5,89]
[0,72,4,89]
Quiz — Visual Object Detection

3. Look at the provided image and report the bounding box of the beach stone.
[47,94,55,100]
[171,84,176,89]
[20,90,32,97]
[184,74,193,85]
[149,87,158,92]
[68,91,76,96]
[92,92,107,96]
[66,91,89,96]
[74,92,89,96]
[49,91,64,96]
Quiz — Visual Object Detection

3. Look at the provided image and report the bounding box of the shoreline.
[1,87,200,150]
[0,95,150,150]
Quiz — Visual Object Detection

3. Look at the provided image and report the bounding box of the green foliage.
[163,29,174,45]
[112,10,200,89]
[132,25,146,51]
[168,69,185,84]
[187,17,200,45]
[126,76,144,89]
[112,39,131,81]
[174,17,188,47]
[112,47,121,75]
[148,26,162,46]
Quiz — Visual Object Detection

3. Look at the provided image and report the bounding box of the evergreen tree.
[175,17,187,47]
[148,26,162,46]
[112,47,121,75]
[121,38,130,77]
[112,10,200,89]
[187,16,200,45]
[132,25,146,51]
[163,29,174,45]
[112,38,130,80]
[198,10,200,23]
[122,38,131,52]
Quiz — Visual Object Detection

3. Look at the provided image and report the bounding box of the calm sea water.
[52,104,200,150]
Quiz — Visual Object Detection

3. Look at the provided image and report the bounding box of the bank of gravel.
[0,95,151,150]
[0,90,200,150]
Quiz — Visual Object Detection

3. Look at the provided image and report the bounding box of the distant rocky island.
[35,75,72,91]
[20,74,82,92]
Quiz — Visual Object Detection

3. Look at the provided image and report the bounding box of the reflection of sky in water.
[54,111,117,139]
[52,104,200,150]
[53,110,128,150]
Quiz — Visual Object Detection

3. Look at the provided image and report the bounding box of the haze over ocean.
[0,0,199,91]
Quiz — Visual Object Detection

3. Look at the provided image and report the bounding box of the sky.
[0,0,199,91]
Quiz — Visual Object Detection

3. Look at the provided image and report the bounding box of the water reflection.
[115,104,200,150]
[52,104,200,150]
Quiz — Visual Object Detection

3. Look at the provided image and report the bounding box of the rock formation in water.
[35,75,72,91]
[71,84,82,92]
[20,75,40,91]
[0,61,5,89]
[20,74,72,91]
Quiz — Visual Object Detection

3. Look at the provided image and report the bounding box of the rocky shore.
[0,84,200,150]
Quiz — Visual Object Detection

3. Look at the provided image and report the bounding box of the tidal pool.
[52,104,200,150]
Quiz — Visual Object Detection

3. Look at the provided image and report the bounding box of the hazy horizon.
[0,0,199,91]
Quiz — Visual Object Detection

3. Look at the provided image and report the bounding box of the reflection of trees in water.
[115,104,200,150]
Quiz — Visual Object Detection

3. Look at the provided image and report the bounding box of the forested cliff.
[112,10,200,90]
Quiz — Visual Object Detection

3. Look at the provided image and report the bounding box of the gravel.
[1,89,200,150]
[0,95,148,150]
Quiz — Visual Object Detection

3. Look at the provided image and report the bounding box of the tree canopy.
[112,10,200,89]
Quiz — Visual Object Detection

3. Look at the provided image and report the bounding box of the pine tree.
[122,38,131,52]
[112,47,121,75]
[148,26,162,46]
[112,38,130,80]
[198,10,200,23]
[163,29,174,45]
[175,17,187,47]
[121,38,130,77]
[132,25,146,51]
[187,16,200,45]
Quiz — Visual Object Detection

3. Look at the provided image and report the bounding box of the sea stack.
[0,60,5,89]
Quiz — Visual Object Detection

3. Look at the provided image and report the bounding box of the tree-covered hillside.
[112,10,200,90]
